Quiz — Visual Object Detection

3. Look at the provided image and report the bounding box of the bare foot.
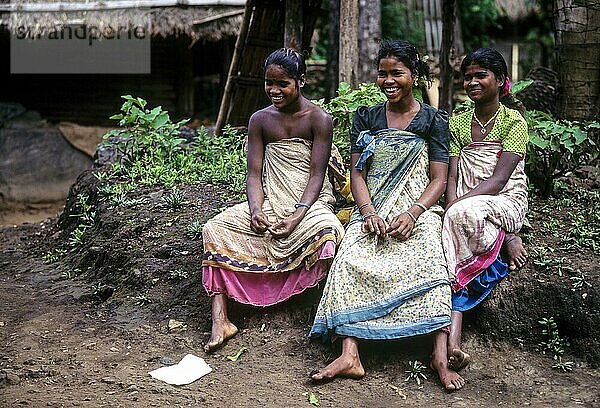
[311,354,365,381]
[504,233,527,271]
[448,348,471,372]
[431,357,465,391]
[204,319,238,353]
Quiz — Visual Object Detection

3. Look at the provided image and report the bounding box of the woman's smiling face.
[264,64,302,109]
[463,64,503,103]
[376,57,415,104]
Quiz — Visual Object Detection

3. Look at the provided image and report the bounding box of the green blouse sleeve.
[448,112,467,157]
[501,109,529,154]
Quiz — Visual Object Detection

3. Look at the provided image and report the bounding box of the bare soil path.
[1,217,599,407]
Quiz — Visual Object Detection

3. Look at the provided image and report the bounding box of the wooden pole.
[339,0,359,87]
[215,0,253,134]
[438,0,455,113]
[284,0,303,50]
[326,0,340,100]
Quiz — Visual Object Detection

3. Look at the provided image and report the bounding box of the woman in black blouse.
[309,40,462,390]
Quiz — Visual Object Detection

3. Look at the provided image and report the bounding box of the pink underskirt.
[202,241,336,307]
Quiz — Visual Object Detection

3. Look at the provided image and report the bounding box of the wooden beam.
[284,0,303,50]
[192,9,244,25]
[339,0,359,87]
[0,0,246,13]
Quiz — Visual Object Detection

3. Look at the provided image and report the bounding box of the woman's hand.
[250,211,271,234]
[386,212,415,241]
[362,214,388,239]
[269,214,302,239]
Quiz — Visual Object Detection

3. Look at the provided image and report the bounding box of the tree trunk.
[438,0,455,114]
[357,0,381,85]
[339,0,359,87]
[326,0,340,100]
[284,0,303,50]
[554,0,600,121]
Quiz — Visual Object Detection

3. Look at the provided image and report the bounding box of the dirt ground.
[1,174,600,407]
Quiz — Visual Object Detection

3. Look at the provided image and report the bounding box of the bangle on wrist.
[358,202,372,212]
[404,211,417,223]
[414,202,428,212]
[362,212,377,219]
[294,202,311,210]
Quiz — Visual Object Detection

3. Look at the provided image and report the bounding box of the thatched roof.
[495,0,539,21]
[0,1,245,40]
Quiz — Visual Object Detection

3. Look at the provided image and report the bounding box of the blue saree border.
[309,278,450,341]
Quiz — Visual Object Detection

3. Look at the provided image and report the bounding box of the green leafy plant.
[458,0,502,50]
[162,188,186,211]
[404,360,427,385]
[552,357,574,372]
[570,271,591,291]
[187,220,204,240]
[564,214,600,254]
[381,0,425,49]
[538,317,569,360]
[43,248,67,264]
[169,268,189,280]
[308,392,320,407]
[67,194,96,247]
[526,111,597,197]
[314,82,386,161]
[100,96,248,201]
[134,293,151,306]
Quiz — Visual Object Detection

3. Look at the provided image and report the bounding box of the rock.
[101,376,117,384]
[167,319,187,332]
[159,357,176,366]
[154,245,172,259]
[6,371,21,385]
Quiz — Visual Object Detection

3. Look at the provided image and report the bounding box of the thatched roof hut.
[0,0,245,41]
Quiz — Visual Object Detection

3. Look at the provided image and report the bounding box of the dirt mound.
[2,163,600,406]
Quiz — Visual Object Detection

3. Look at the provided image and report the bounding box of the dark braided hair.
[377,40,430,84]
[461,48,525,115]
[264,48,306,81]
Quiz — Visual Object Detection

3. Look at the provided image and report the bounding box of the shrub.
[526,111,598,197]
[100,96,247,200]
[314,82,386,161]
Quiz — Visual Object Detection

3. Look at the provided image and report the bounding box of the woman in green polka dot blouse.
[431,48,529,391]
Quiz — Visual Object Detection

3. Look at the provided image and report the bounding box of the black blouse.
[349,102,450,163]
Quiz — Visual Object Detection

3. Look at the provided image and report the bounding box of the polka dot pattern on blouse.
[449,104,529,157]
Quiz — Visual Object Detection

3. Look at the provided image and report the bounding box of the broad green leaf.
[511,79,533,94]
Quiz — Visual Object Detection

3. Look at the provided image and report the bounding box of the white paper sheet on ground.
[148,354,212,385]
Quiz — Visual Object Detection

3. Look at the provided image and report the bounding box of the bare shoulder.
[249,106,278,127]
[306,101,332,126]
